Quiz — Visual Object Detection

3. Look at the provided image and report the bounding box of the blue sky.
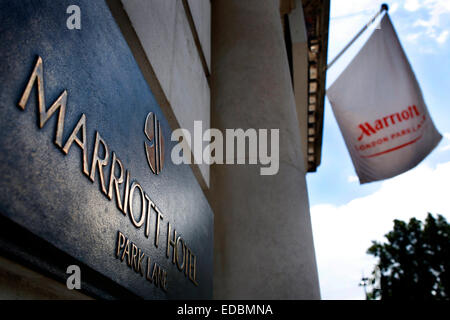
[306,0,450,299]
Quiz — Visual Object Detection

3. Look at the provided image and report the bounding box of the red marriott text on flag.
[358,105,420,141]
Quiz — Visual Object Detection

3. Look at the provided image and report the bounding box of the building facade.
[0,0,329,299]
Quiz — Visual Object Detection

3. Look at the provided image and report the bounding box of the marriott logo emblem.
[144,112,164,175]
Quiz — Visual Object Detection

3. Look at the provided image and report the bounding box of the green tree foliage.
[366,213,450,300]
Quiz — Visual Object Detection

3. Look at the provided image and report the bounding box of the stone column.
[211,0,321,299]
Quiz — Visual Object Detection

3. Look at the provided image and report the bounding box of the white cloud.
[411,0,450,44]
[390,2,400,14]
[436,30,449,44]
[328,0,450,62]
[406,32,422,43]
[311,161,450,299]
[347,175,359,183]
[404,0,422,12]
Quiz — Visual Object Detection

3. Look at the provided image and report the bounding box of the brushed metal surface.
[0,0,213,299]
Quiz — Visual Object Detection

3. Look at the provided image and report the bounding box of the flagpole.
[325,3,389,71]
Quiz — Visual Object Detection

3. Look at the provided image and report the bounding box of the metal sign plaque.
[0,0,213,299]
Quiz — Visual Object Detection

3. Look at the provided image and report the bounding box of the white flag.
[327,14,442,184]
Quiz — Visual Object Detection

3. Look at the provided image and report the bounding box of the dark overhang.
[302,0,330,172]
